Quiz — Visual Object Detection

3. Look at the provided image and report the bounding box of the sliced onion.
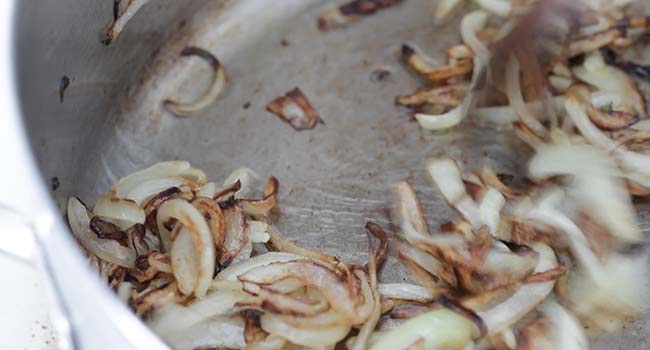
[239,261,357,319]
[239,177,279,216]
[573,51,645,114]
[529,142,642,242]
[242,283,329,317]
[192,197,226,252]
[196,181,216,198]
[368,308,475,350]
[471,243,558,335]
[249,220,271,243]
[427,158,482,228]
[94,196,145,229]
[414,11,488,131]
[265,225,339,265]
[479,188,505,237]
[215,252,306,282]
[395,84,468,109]
[260,313,350,347]
[157,199,215,297]
[401,44,473,82]
[378,283,435,302]
[399,244,457,287]
[220,204,249,267]
[112,161,205,199]
[164,47,228,116]
[67,197,136,268]
[392,181,431,242]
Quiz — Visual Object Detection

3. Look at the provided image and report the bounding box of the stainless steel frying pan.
[2,0,648,349]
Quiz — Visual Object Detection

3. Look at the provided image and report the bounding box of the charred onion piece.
[238,177,279,216]
[266,88,321,130]
[401,44,473,83]
[163,47,227,116]
[317,0,403,31]
[395,84,468,109]
[89,217,130,247]
[102,0,152,45]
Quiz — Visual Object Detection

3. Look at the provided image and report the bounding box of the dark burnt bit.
[218,196,237,210]
[370,68,391,82]
[50,177,60,191]
[401,44,416,59]
[242,101,251,109]
[340,0,403,15]
[144,186,182,212]
[601,47,650,81]
[281,39,290,47]
[496,173,515,186]
[162,218,178,232]
[59,76,70,103]
[89,217,129,247]
[440,221,456,232]
[180,46,221,70]
[134,254,150,272]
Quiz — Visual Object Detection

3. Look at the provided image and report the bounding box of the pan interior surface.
[17,0,650,348]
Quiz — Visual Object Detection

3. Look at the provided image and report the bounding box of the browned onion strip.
[239,261,357,320]
[480,167,522,199]
[147,252,172,274]
[567,84,636,128]
[365,222,389,270]
[102,0,152,45]
[163,47,227,116]
[90,217,130,247]
[392,181,432,242]
[239,177,279,216]
[390,304,432,319]
[398,251,444,294]
[144,187,183,215]
[402,44,473,83]
[395,84,468,109]
[220,204,250,267]
[266,88,321,130]
[317,0,404,31]
[214,180,242,203]
[192,197,226,254]
[264,225,339,265]
[241,283,329,317]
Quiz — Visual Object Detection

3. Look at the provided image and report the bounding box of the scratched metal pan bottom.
[17,0,649,348]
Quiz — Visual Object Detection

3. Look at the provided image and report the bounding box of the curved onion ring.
[94,196,145,229]
[238,261,357,319]
[67,197,136,268]
[157,199,215,297]
[214,252,307,282]
[164,47,228,116]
